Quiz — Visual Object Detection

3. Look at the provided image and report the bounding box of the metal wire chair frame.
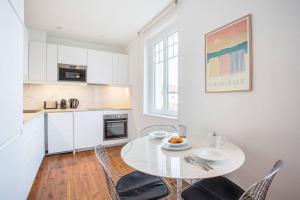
[95,145,121,200]
[95,145,173,200]
[239,160,283,200]
[180,160,282,200]
[139,125,178,137]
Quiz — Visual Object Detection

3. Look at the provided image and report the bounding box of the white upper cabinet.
[9,0,24,23]
[46,43,58,82]
[112,53,129,85]
[74,111,103,149]
[0,0,23,146]
[58,45,87,65]
[23,26,29,81]
[87,49,112,84]
[28,42,47,81]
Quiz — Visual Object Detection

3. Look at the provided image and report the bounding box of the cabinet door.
[58,45,87,65]
[47,112,74,153]
[113,53,129,85]
[47,43,58,82]
[74,111,103,149]
[29,42,46,81]
[87,49,112,84]
[23,26,29,81]
[0,0,23,146]
[9,0,24,23]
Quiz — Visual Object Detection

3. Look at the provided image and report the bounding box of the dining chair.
[181,160,283,200]
[139,125,177,137]
[95,145,173,200]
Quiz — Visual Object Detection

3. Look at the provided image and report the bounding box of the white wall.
[47,35,125,53]
[127,0,300,199]
[28,28,126,53]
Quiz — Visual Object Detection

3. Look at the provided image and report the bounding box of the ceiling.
[25,0,172,47]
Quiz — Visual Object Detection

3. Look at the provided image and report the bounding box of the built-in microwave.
[58,64,87,82]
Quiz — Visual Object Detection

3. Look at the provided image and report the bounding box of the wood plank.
[28,146,181,200]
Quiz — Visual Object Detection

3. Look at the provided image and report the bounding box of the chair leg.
[176,179,182,200]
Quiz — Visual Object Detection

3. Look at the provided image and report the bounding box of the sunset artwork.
[205,15,252,92]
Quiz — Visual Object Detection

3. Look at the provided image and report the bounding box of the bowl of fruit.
[162,136,189,148]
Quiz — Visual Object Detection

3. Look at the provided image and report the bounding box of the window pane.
[155,53,159,63]
[154,63,164,109]
[174,32,178,43]
[167,57,178,112]
[168,46,174,58]
[159,41,164,50]
[174,44,178,56]
[155,44,159,52]
[160,51,163,62]
[168,35,174,46]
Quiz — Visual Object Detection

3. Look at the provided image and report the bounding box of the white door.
[29,42,47,81]
[87,49,112,84]
[23,26,29,81]
[47,112,74,153]
[58,45,87,65]
[113,53,129,85]
[47,43,58,82]
[74,111,103,149]
[0,0,23,146]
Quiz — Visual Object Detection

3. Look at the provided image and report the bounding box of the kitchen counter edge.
[23,108,132,124]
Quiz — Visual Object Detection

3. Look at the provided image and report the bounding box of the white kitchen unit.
[0,0,23,145]
[29,42,47,81]
[46,43,58,82]
[87,49,113,84]
[47,112,74,154]
[9,0,24,23]
[112,53,129,85]
[58,45,87,65]
[23,26,29,81]
[0,114,44,200]
[74,111,103,150]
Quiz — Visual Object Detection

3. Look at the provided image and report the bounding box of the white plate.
[193,148,228,161]
[149,131,170,139]
[162,137,189,148]
[161,142,191,151]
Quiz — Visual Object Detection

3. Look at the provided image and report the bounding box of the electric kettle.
[69,98,79,109]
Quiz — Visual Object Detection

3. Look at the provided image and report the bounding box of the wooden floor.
[28,146,178,200]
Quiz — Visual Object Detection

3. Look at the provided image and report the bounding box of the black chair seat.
[181,176,245,200]
[116,171,169,200]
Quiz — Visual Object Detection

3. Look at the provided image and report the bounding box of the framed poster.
[205,15,252,93]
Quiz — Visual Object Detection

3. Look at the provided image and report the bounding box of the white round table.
[121,134,245,199]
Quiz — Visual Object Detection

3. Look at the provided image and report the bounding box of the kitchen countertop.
[23,107,132,124]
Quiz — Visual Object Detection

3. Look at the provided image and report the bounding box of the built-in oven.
[58,63,87,82]
[103,114,128,140]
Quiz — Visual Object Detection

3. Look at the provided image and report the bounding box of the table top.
[121,134,245,179]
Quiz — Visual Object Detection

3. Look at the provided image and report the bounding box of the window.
[147,29,178,117]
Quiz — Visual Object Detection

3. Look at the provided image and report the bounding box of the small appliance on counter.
[44,101,58,109]
[69,98,79,109]
[60,99,67,109]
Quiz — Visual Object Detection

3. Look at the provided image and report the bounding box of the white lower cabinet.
[47,112,74,154]
[74,111,103,150]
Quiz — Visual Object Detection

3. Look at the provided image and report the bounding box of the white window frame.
[146,26,178,118]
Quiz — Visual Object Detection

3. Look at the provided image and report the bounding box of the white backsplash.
[23,84,131,110]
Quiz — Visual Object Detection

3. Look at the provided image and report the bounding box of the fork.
[184,156,210,171]
[188,156,214,170]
